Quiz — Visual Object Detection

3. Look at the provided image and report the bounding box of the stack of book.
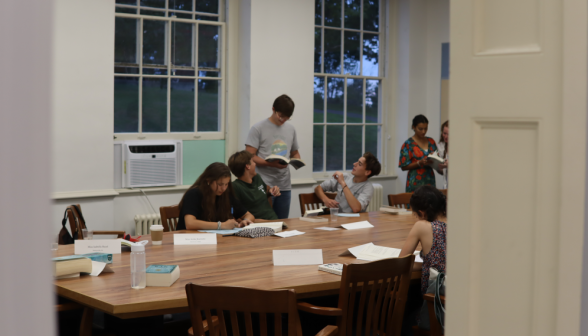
[52,253,112,279]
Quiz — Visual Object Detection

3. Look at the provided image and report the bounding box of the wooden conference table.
[54,212,419,335]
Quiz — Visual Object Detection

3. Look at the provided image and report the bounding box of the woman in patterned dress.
[399,186,447,330]
[398,115,443,192]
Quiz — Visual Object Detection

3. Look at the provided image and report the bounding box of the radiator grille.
[134,213,161,235]
[129,158,176,187]
[366,183,384,212]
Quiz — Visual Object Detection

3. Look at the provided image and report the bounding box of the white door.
[447,0,587,335]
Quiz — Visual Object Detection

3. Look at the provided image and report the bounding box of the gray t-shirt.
[245,118,299,190]
[320,173,374,213]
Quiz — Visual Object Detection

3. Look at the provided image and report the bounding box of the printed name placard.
[273,249,323,266]
[340,221,374,230]
[75,240,122,255]
[174,233,217,245]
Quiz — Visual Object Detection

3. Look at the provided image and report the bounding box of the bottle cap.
[131,244,145,252]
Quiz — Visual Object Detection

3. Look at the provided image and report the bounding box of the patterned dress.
[398,137,438,192]
[420,220,447,294]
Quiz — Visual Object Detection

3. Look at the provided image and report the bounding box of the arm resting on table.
[297,302,343,316]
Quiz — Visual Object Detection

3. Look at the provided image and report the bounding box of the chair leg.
[80,307,94,336]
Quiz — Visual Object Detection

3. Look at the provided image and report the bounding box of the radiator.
[367,183,384,212]
[134,213,161,235]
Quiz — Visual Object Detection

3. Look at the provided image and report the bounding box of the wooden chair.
[298,192,336,216]
[159,204,180,232]
[65,205,125,240]
[185,284,337,336]
[387,192,413,209]
[298,255,415,336]
[412,293,445,336]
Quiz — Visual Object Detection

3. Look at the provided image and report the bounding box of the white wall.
[1,0,55,334]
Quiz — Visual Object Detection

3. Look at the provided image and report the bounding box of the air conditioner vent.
[129,145,175,154]
[129,159,177,187]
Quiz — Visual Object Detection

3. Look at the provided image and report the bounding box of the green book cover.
[81,253,113,264]
[146,265,177,274]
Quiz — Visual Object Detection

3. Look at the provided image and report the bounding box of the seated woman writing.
[176,162,255,231]
[399,185,447,297]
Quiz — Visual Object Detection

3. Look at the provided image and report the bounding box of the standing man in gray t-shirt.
[245,94,300,219]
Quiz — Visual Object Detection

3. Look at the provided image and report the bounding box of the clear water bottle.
[130,244,146,289]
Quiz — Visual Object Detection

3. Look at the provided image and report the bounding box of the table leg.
[79,307,94,336]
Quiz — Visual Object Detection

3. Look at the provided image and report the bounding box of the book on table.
[318,263,344,276]
[265,155,305,170]
[146,265,180,287]
[304,207,330,217]
[52,255,92,278]
[380,206,412,215]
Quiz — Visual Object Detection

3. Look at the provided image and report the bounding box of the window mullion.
[194,22,199,133]
[138,18,144,134]
[167,19,172,133]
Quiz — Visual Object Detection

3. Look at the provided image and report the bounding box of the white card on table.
[337,213,360,217]
[314,227,342,231]
[273,249,323,266]
[174,233,217,245]
[274,230,305,238]
[340,221,374,230]
[89,261,114,276]
[75,239,122,255]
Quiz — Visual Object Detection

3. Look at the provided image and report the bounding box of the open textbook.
[427,151,445,171]
[265,155,306,170]
[242,222,285,233]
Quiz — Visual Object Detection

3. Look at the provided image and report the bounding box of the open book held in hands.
[265,154,305,170]
[427,151,445,171]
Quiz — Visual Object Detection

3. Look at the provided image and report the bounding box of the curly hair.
[409,186,446,222]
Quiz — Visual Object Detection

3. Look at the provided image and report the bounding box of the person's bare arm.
[184,215,239,230]
[400,157,432,171]
[399,221,423,257]
[315,185,339,209]
[239,212,255,226]
[246,145,288,169]
[290,150,301,159]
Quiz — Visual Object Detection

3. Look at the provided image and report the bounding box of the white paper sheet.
[314,227,342,231]
[347,242,375,258]
[356,245,401,261]
[89,261,114,276]
[274,230,305,238]
[337,213,360,217]
[340,221,374,230]
[273,249,324,266]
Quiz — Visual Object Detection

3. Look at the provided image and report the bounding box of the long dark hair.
[409,186,447,222]
[439,120,449,158]
[178,162,234,222]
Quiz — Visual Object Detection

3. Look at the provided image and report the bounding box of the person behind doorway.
[314,152,381,213]
[398,115,442,192]
[245,94,301,219]
[228,150,280,220]
[176,162,255,231]
[437,120,449,189]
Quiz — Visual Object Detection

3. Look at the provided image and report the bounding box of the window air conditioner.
[114,140,183,188]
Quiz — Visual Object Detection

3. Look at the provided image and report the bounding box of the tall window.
[114,0,225,140]
[313,0,382,173]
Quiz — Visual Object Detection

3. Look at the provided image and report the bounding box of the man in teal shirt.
[228,150,280,220]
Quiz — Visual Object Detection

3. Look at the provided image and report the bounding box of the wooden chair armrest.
[93,231,125,238]
[297,302,343,316]
[423,293,445,305]
[187,316,218,336]
[315,325,338,336]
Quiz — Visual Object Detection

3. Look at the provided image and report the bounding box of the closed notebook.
[318,263,344,276]
[52,255,92,277]
[146,265,180,287]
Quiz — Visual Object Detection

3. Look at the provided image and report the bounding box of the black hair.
[273,94,295,117]
[411,114,429,129]
[409,186,446,222]
[363,152,381,178]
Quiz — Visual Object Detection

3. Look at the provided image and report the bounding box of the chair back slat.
[159,205,180,232]
[298,193,337,216]
[337,256,415,336]
[387,193,413,209]
[185,284,302,336]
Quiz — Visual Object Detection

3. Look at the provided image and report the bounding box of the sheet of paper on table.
[340,221,374,230]
[199,228,243,234]
[337,213,360,217]
[274,230,305,238]
[89,261,114,276]
[314,227,342,231]
[414,252,423,263]
[273,249,324,266]
[356,244,402,261]
[174,233,217,245]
